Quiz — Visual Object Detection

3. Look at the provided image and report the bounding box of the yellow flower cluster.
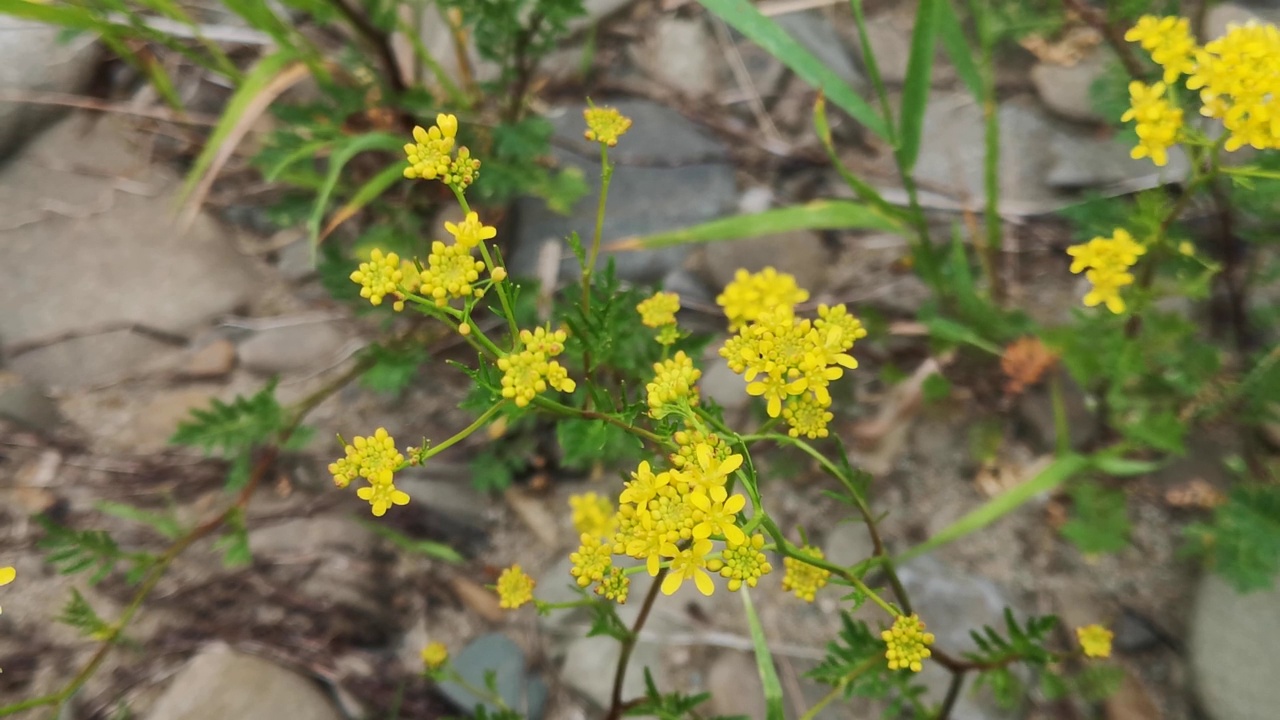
[570,492,616,539]
[1125,16,1196,83]
[446,211,498,249]
[883,613,936,672]
[646,351,701,417]
[637,291,680,328]
[781,545,831,602]
[497,327,577,407]
[583,106,633,146]
[1067,228,1147,313]
[1077,624,1114,659]
[496,564,535,609]
[716,267,809,330]
[421,240,486,308]
[329,428,410,516]
[1121,81,1183,167]
[718,271,865,438]
[404,113,480,190]
[421,641,449,670]
[350,249,404,307]
[0,565,14,615]
[708,533,772,592]
[1189,21,1280,151]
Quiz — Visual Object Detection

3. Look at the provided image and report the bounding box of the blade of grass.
[698,0,889,139]
[178,54,309,226]
[937,0,982,97]
[306,132,407,244]
[898,0,941,171]
[742,589,786,720]
[896,453,1089,562]
[606,200,902,252]
[318,161,405,242]
[813,95,904,223]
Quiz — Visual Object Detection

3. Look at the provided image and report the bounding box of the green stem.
[452,187,520,342]
[444,669,511,710]
[531,396,668,447]
[975,0,1004,303]
[421,403,505,461]
[762,517,899,618]
[1049,371,1071,455]
[799,656,880,720]
[605,567,667,720]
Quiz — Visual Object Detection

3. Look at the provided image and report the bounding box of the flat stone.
[8,330,180,390]
[774,9,865,91]
[115,388,220,455]
[562,634,660,710]
[1030,51,1110,124]
[704,229,833,297]
[1189,574,1280,720]
[440,633,547,719]
[237,322,349,375]
[0,17,98,160]
[706,651,766,720]
[1205,3,1280,40]
[274,233,317,282]
[823,521,876,567]
[510,99,737,285]
[178,339,237,379]
[0,371,66,435]
[699,355,749,412]
[0,115,263,350]
[1045,130,1190,190]
[632,16,720,97]
[143,643,343,720]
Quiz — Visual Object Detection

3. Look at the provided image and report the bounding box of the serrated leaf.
[361,343,428,394]
[57,588,112,639]
[1187,484,1280,592]
[95,501,184,540]
[215,510,252,568]
[170,381,285,456]
[1060,481,1130,554]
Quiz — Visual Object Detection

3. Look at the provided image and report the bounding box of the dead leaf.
[1164,479,1226,509]
[447,575,505,622]
[1001,336,1058,396]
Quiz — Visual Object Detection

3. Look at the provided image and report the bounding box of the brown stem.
[1060,0,1146,80]
[502,12,544,123]
[937,671,966,719]
[329,0,407,94]
[605,568,667,720]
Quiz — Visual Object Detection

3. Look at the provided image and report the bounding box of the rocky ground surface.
[3,2,1279,720]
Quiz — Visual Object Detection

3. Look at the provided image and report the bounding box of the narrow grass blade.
[742,589,786,720]
[179,53,308,224]
[922,316,1002,355]
[937,0,982,97]
[699,0,889,139]
[898,0,941,171]
[607,200,901,252]
[897,453,1089,562]
[813,95,904,224]
[307,132,407,244]
[318,161,405,241]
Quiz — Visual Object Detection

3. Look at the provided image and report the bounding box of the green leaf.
[922,373,952,404]
[813,96,903,222]
[170,382,285,456]
[57,588,112,640]
[556,417,643,471]
[1060,481,1130,554]
[610,200,901,252]
[306,132,407,244]
[359,518,465,563]
[697,0,890,138]
[95,501,184,540]
[1090,453,1163,477]
[923,316,1002,355]
[741,589,785,720]
[898,0,941,171]
[1187,484,1280,592]
[361,343,428,394]
[937,0,982,97]
[898,453,1090,562]
[215,509,252,568]
[180,51,299,204]
[318,160,406,242]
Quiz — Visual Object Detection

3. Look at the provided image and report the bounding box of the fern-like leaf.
[170,380,285,456]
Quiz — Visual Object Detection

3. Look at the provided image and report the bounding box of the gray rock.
[699,355,749,412]
[576,0,635,29]
[1205,3,1280,41]
[441,633,547,720]
[633,16,720,97]
[237,322,349,375]
[774,10,865,91]
[706,651,766,720]
[274,233,317,282]
[704,229,833,297]
[1030,52,1110,124]
[143,642,343,720]
[178,339,237,380]
[1045,130,1190,190]
[0,116,264,351]
[895,556,1024,719]
[1189,574,1280,720]
[0,18,98,160]
[847,7,953,86]
[562,634,660,710]
[0,371,65,435]
[824,521,876,568]
[510,99,737,285]
[10,331,180,390]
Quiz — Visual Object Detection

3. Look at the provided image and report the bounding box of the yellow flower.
[708,534,772,591]
[647,351,701,417]
[583,106,633,146]
[1077,624,1114,658]
[1067,229,1146,314]
[683,443,743,495]
[357,481,411,516]
[329,428,405,488]
[350,249,403,306]
[496,564,536,609]
[1121,81,1183,167]
[619,461,671,507]
[570,533,613,588]
[781,546,830,602]
[596,566,630,603]
[1125,16,1197,84]
[1187,21,1280,151]
[660,539,716,596]
[570,492,616,539]
[655,325,681,346]
[444,146,481,190]
[421,641,449,670]
[405,114,458,180]
[445,212,497,249]
[497,328,577,407]
[420,240,487,308]
[782,392,834,439]
[1179,240,1195,256]
[688,486,747,545]
[716,267,809,330]
[0,565,14,615]
[883,614,936,672]
[491,266,508,282]
[637,291,680,328]
[670,426,730,471]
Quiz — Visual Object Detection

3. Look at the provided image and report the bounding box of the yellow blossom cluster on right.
[717,268,866,439]
[883,614,936,672]
[496,565,535,609]
[404,113,480,190]
[329,428,410,516]
[1067,228,1147,313]
[781,545,830,601]
[497,327,577,407]
[647,351,701,417]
